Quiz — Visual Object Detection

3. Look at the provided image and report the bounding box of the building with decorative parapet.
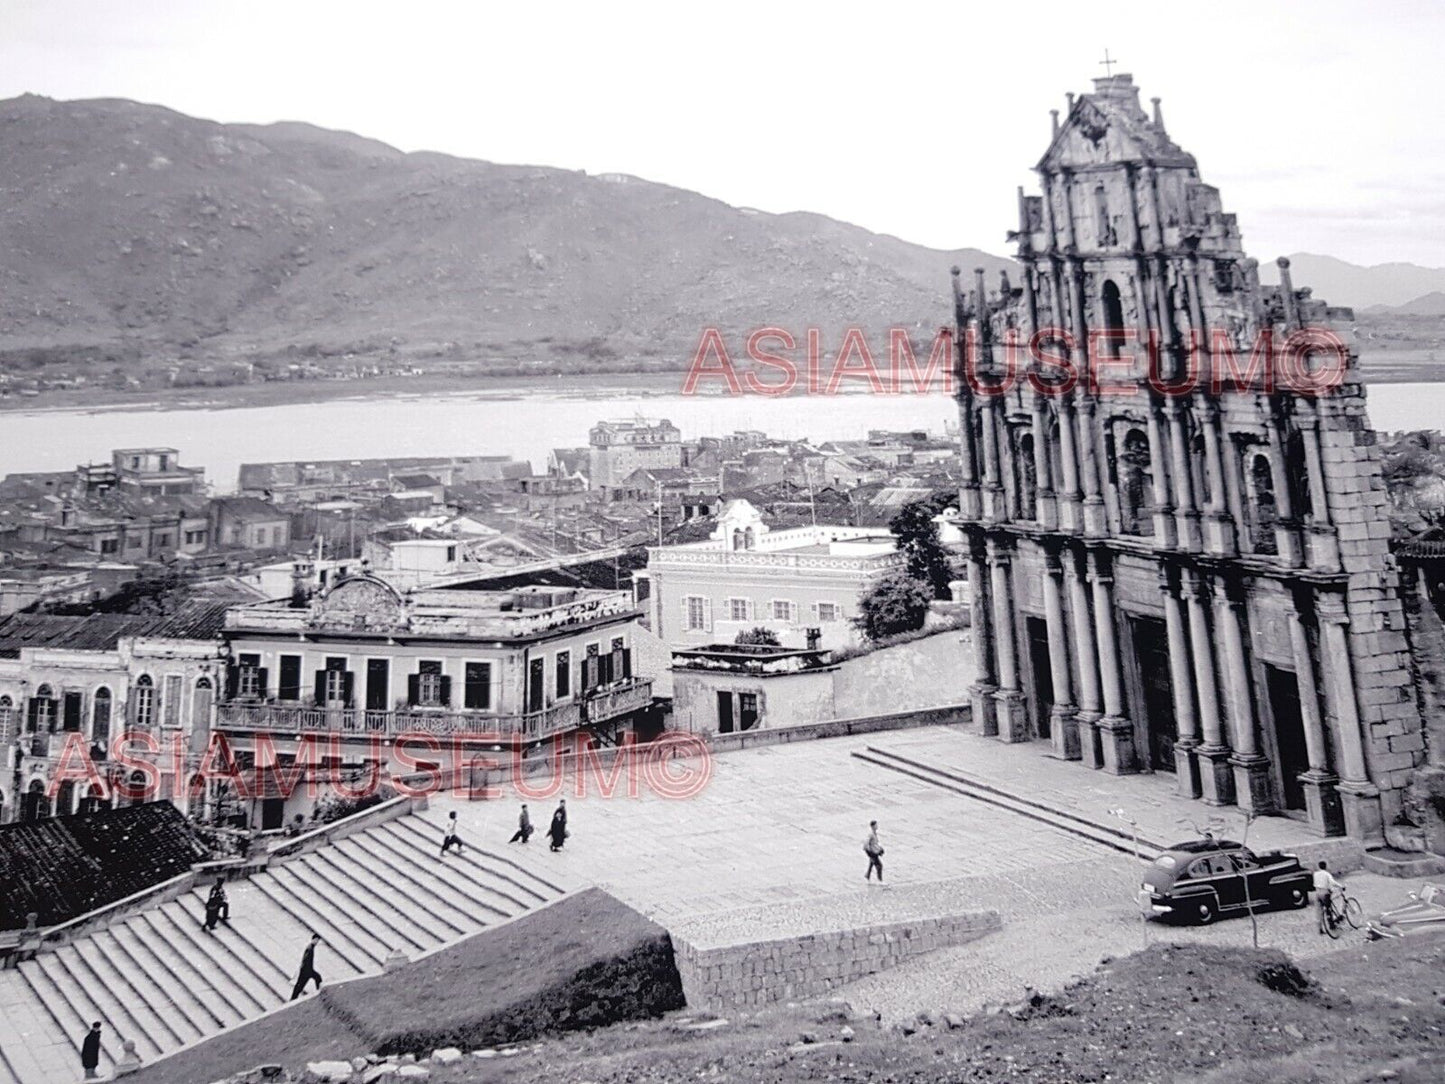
[636,499,904,652]
[952,73,1424,844]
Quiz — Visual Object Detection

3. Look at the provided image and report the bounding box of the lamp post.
[1111,807,1148,949]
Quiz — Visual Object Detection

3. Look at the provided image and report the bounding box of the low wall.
[465,703,970,793]
[674,908,1000,1012]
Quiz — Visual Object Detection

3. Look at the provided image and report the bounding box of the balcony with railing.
[215,677,652,743]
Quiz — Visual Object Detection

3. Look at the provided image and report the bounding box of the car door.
[1232,849,1274,904]
[1212,852,1247,909]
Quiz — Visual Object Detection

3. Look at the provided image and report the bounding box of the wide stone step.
[389,816,565,900]
[369,822,547,914]
[24,953,131,1066]
[142,895,275,1015]
[261,863,392,969]
[324,837,484,937]
[340,832,513,924]
[289,850,439,952]
[76,932,199,1048]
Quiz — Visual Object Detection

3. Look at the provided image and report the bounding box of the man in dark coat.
[290,932,324,1000]
[81,1021,102,1079]
[548,799,568,851]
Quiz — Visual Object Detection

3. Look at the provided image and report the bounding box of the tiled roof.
[0,803,210,930]
[0,599,231,652]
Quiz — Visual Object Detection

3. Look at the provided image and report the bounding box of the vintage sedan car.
[1140,838,1312,925]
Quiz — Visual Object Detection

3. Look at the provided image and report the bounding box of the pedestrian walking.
[80,1021,102,1080]
[289,932,323,1000]
[439,810,464,857]
[548,799,568,852]
[202,878,229,932]
[508,804,533,844]
[864,820,884,883]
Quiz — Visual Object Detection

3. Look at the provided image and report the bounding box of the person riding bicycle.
[1313,860,1343,935]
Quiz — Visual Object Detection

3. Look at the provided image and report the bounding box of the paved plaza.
[432,723,1426,1019]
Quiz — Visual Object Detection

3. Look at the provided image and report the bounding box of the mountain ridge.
[0,94,1008,374]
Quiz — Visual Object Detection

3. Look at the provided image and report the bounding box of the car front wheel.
[1281,886,1308,910]
[1194,899,1218,925]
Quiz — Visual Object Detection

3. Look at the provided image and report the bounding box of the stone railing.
[216,679,651,741]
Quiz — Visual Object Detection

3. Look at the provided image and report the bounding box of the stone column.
[1212,579,1273,813]
[1032,393,1057,529]
[1196,396,1236,555]
[1088,550,1136,774]
[1065,548,1104,768]
[1220,431,1250,554]
[1264,417,1303,566]
[1075,393,1107,536]
[1285,595,1346,836]
[1056,397,1082,533]
[980,398,1004,524]
[966,540,998,736]
[1145,398,1177,547]
[1297,402,1340,571]
[1043,550,1079,759]
[1164,399,1201,551]
[988,539,1029,742]
[957,397,982,521]
[1316,596,1385,845]
[1184,569,1234,805]
[1160,568,1201,797]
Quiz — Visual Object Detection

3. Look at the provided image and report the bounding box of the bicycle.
[1322,889,1363,939]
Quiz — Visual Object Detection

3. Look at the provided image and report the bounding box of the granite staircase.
[0,815,565,1084]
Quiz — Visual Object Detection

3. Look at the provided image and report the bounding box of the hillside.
[0,94,1008,379]
[1259,253,1445,311]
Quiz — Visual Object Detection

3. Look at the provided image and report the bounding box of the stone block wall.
[673,910,1000,1012]
[1319,387,1427,821]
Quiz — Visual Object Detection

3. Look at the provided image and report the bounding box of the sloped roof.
[1038,74,1195,171]
[0,599,231,653]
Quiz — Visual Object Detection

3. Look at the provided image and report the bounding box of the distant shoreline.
[3,357,1445,415]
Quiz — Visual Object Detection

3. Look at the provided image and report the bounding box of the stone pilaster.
[1088,550,1136,774]
[965,540,998,737]
[1164,399,1201,551]
[1212,579,1274,814]
[1197,397,1236,556]
[1317,595,1385,845]
[1285,594,1345,836]
[1160,568,1201,798]
[1043,549,1079,759]
[1183,569,1234,806]
[1064,548,1103,768]
[988,539,1028,743]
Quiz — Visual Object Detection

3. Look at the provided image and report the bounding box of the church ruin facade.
[954,73,1424,842]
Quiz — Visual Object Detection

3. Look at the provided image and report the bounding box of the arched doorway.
[21,779,49,822]
[92,687,112,755]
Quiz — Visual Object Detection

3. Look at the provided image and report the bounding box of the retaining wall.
[673,908,1000,1011]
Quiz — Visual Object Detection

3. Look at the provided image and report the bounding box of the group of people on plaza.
[440,799,571,855]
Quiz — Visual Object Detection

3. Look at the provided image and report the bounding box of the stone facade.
[954,74,1424,843]
[673,910,1000,1011]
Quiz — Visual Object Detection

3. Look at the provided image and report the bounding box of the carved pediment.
[310,575,407,633]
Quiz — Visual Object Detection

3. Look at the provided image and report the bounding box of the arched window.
[1101,280,1126,359]
[1017,433,1038,520]
[743,527,756,550]
[124,770,148,808]
[133,675,155,729]
[1284,428,1312,520]
[0,694,12,737]
[1119,428,1154,536]
[22,779,48,822]
[28,685,56,734]
[1248,453,1279,554]
[732,528,744,551]
[55,781,76,819]
[92,687,112,751]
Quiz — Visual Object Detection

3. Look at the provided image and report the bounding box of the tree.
[734,627,781,647]
[855,570,933,641]
[888,493,956,600]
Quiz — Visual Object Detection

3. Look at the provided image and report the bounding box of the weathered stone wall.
[1320,389,1426,825]
[673,910,1000,1012]
[832,629,975,716]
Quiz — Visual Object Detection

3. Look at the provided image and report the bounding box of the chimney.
[1050,108,1060,138]
[1065,92,1075,112]
[1151,96,1166,131]
[290,558,313,608]
[950,266,965,324]
[805,627,822,651]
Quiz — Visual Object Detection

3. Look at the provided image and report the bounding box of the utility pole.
[656,479,663,547]
[1112,808,1148,950]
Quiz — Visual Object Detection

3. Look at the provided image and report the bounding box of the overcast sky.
[3,0,1440,267]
